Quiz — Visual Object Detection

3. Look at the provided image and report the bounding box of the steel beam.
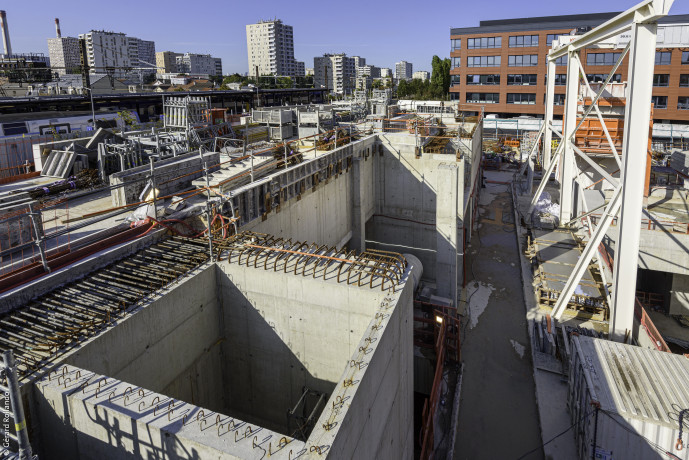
[551,186,622,319]
[548,0,673,59]
[610,20,657,343]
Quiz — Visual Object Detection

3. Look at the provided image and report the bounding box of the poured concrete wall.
[216,260,380,435]
[30,257,415,459]
[369,133,465,283]
[306,260,416,459]
[246,136,377,249]
[33,364,300,460]
[59,264,224,412]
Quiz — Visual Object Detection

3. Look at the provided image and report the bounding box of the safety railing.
[634,297,671,353]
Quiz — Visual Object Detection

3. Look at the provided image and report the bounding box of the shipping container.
[568,335,689,460]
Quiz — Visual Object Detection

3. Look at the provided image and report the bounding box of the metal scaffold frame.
[527,0,674,342]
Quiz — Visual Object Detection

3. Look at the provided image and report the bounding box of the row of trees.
[216,55,452,99]
[396,56,451,100]
[219,73,314,90]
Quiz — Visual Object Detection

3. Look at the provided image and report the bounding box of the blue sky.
[5,0,689,75]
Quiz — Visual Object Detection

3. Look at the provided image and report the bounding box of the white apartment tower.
[176,53,222,76]
[47,36,80,75]
[314,53,356,94]
[78,30,130,77]
[395,61,413,81]
[246,19,302,77]
[128,37,156,74]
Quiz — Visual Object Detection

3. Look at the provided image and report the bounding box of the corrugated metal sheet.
[569,336,689,460]
[577,336,689,428]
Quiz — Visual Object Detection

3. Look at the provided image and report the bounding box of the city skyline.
[4,0,689,75]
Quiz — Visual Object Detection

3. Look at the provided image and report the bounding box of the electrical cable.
[514,409,594,460]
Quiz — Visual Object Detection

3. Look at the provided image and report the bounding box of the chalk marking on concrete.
[510,339,525,358]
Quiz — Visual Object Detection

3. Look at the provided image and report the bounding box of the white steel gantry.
[526,0,674,342]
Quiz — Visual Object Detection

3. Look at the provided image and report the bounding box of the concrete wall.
[605,225,689,276]
[305,262,416,459]
[369,133,465,283]
[244,136,377,249]
[109,150,219,207]
[33,364,300,460]
[216,261,379,435]
[59,264,224,412]
[670,273,689,315]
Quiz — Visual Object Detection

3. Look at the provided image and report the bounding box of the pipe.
[0,11,12,57]
[54,18,61,38]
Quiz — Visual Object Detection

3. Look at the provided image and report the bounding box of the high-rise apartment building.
[246,19,301,77]
[156,51,182,74]
[380,68,392,78]
[128,37,155,75]
[77,30,156,79]
[358,65,381,79]
[412,70,430,81]
[176,53,222,76]
[47,36,80,75]
[449,12,689,121]
[78,31,131,77]
[314,53,356,94]
[295,60,305,77]
[395,61,413,81]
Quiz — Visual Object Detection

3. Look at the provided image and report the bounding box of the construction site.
[1,1,689,459]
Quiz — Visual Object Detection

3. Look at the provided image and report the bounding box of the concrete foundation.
[28,238,416,459]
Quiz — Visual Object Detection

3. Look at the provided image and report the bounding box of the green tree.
[430,55,452,100]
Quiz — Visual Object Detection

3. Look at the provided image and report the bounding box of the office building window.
[653,74,669,87]
[587,74,622,83]
[554,55,568,66]
[554,94,566,105]
[544,74,567,85]
[546,34,567,46]
[451,39,461,51]
[682,51,689,65]
[508,55,538,67]
[679,97,689,110]
[467,56,501,67]
[467,37,502,49]
[651,95,667,109]
[451,75,461,86]
[680,74,689,87]
[466,74,500,85]
[466,92,499,103]
[452,57,461,69]
[509,35,539,47]
[507,93,536,104]
[655,51,672,66]
[508,74,537,85]
[586,53,622,66]
[450,92,460,101]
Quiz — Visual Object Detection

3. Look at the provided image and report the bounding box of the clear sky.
[4,0,689,75]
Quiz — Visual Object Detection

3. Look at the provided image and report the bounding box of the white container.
[568,335,689,460]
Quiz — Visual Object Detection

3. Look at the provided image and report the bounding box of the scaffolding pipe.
[2,350,33,460]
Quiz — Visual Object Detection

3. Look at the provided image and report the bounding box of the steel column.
[543,57,556,169]
[560,50,580,224]
[610,20,657,343]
